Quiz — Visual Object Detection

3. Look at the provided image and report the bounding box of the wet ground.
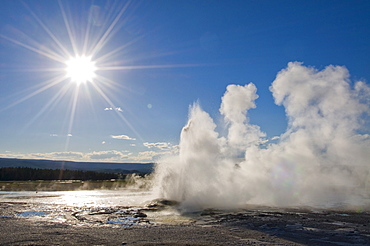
[1,190,370,245]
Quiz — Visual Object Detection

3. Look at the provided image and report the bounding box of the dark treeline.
[0,167,122,181]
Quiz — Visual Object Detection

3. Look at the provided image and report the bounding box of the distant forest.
[0,167,122,181]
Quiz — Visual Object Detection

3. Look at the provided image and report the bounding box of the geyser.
[154,62,370,211]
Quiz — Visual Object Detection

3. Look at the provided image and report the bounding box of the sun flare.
[65,56,97,84]
[1,1,177,152]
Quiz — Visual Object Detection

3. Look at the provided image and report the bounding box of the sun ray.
[89,1,131,56]
[77,83,98,122]
[0,73,61,102]
[22,1,72,58]
[64,85,80,151]
[98,63,206,71]
[94,36,142,63]
[21,82,74,133]
[0,34,66,63]
[82,5,94,56]
[58,0,79,56]
[91,72,130,92]
[0,76,66,113]
[13,67,67,73]
[91,77,144,142]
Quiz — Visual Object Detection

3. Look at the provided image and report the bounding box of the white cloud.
[0,150,138,163]
[104,107,123,112]
[258,139,269,145]
[0,151,85,161]
[87,150,132,160]
[0,153,25,159]
[143,142,173,150]
[30,153,47,158]
[131,151,161,162]
[0,148,171,163]
[67,134,73,137]
[111,134,136,140]
[51,152,83,158]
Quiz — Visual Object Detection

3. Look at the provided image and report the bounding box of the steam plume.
[154,62,370,211]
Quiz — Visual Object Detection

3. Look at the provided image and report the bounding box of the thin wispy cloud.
[49,134,73,137]
[0,150,158,163]
[111,134,136,140]
[131,151,161,162]
[143,142,175,151]
[51,152,83,158]
[87,150,132,160]
[0,151,85,161]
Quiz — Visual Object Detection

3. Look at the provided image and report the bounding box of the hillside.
[0,167,121,181]
[0,158,154,174]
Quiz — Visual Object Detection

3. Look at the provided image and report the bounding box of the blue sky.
[0,0,369,163]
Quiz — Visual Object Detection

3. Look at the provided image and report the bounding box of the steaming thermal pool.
[0,189,192,226]
[1,189,370,245]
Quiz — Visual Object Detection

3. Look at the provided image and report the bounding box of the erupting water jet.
[154,62,370,211]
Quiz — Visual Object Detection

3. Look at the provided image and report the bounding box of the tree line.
[0,167,122,181]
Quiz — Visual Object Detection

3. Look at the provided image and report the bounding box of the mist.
[153,62,370,211]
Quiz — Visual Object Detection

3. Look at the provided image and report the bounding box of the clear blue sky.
[0,0,369,163]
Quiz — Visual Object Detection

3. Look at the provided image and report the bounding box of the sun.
[65,55,97,84]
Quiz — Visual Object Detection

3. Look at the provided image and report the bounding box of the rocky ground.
[1,200,370,245]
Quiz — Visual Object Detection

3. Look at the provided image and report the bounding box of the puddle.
[17,211,50,217]
[106,216,140,226]
[1,215,13,218]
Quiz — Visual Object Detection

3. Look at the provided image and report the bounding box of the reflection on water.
[0,189,191,226]
[54,189,155,207]
[0,189,155,207]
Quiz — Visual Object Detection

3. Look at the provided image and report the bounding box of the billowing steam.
[154,62,370,211]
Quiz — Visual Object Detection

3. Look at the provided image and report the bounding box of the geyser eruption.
[154,62,370,211]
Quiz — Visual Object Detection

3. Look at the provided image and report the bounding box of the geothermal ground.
[1,190,370,245]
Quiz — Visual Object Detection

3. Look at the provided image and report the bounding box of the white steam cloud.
[154,62,370,211]
[220,83,266,156]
